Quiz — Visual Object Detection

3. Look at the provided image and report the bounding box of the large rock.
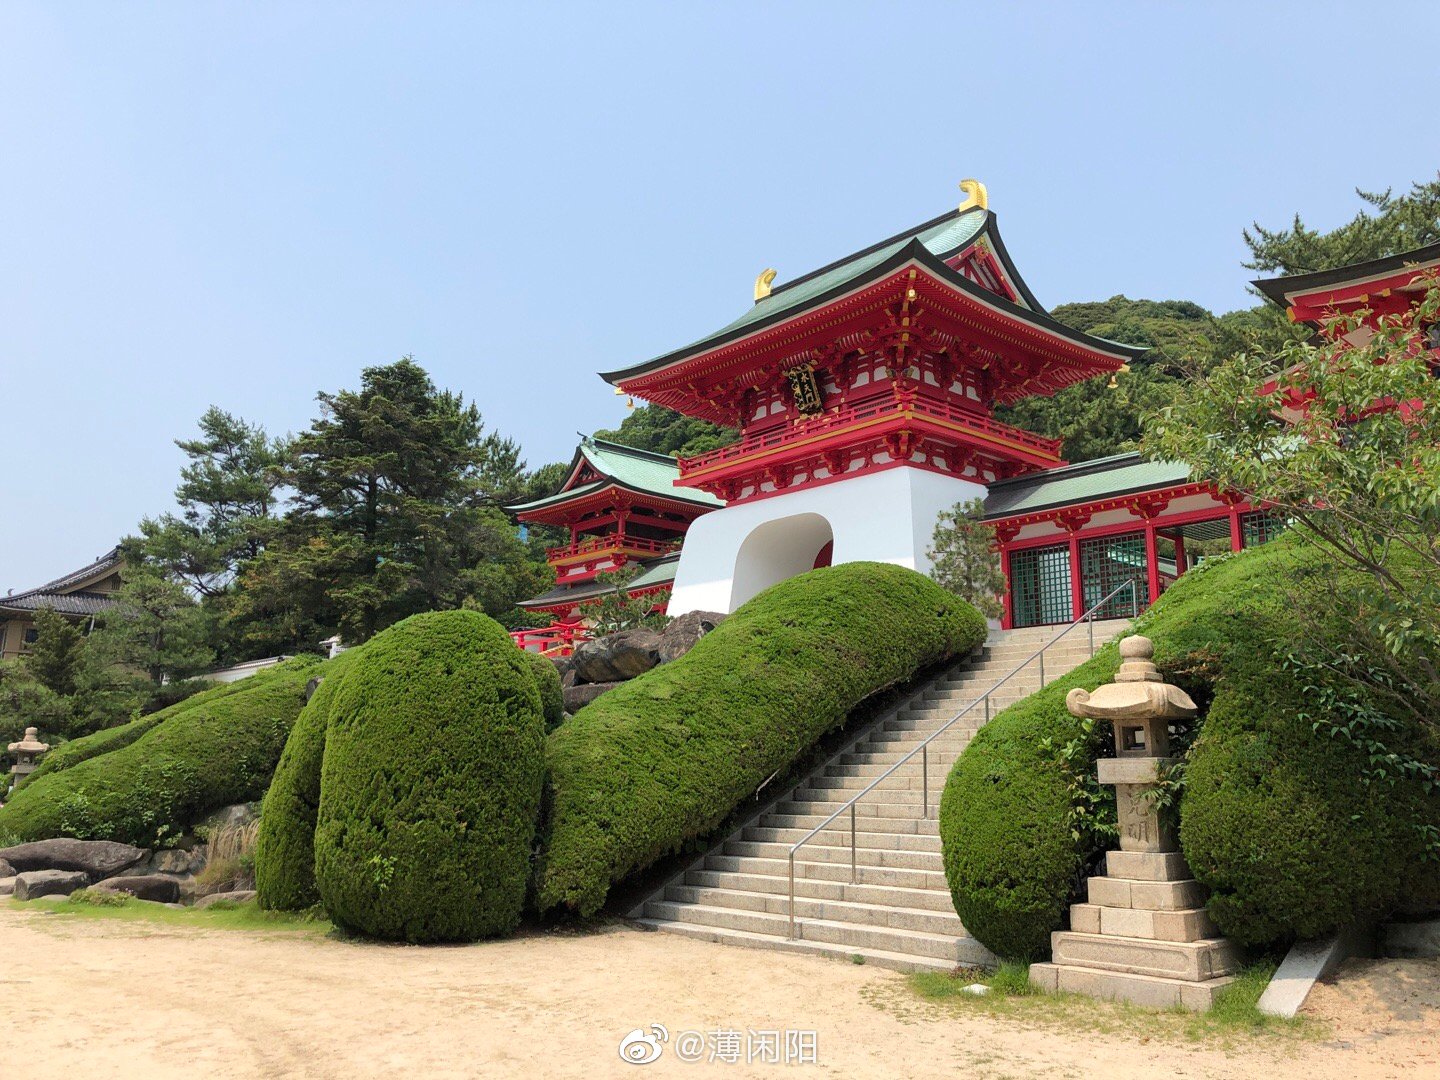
[0,877,14,897]
[145,847,208,876]
[573,628,662,684]
[0,839,148,879]
[656,611,726,664]
[14,869,89,901]
[0,858,13,878]
[93,874,182,903]
[563,681,622,713]
[195,889,257,909]
[198,802,260,834]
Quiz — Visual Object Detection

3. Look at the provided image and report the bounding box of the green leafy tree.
[231,358,548,645]
[1144,281,1440,725]
[25,608,86,697]
[133,408,288,597]
[1244,174,1440,274]
[595,404,736,458]
[586,565,670,634]
[927,498,1005,620]
[88,564,214,687]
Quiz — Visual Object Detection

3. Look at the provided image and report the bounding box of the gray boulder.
[0,877,15,897]
[0,839,148,879]
[573,628,662,683]
[563,681,623,713]
[195,889,257,909]
[0,857,13,878]
[93,874,182,903]
[14,869,89,901]
[657,610,726,664]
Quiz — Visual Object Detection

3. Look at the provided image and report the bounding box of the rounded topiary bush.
[519,648,565,732]
[254,648,363,911]
[313,610,545,942]
[0,656,320,847]
[537,562,985,917]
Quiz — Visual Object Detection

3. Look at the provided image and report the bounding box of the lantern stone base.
[1029,849,1240,1010]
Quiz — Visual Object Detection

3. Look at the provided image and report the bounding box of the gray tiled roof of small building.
[983,454,1193,519]
[1,546,123,616]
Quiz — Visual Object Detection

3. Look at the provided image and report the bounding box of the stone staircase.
[632,618,1133,972]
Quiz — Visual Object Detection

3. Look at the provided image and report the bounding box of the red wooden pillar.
[1228,504,1243,552]
[1068,532,1084,622]
[1144,519,1161,608]
[999,546,1014,629]
[1173,533,1188,576]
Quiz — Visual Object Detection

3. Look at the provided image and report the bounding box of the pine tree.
[927,498,1005,620]
[25,607,87,697]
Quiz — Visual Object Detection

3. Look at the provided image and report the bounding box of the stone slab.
[1069,903,1101,934]
[1381,918,1440,959]
[1097,757,1166,785]
[1051,931,1239,981]
[1258,927,1371,1018]
[0,876,14,897]
[1044,963,1236,1011]
[14,869,89,901]
[1104,850,1191,882]
[1087,875,1205,911]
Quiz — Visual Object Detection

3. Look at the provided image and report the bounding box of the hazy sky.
[3,2,1437,587]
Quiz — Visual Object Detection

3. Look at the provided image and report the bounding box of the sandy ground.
[2,907,1437,1080]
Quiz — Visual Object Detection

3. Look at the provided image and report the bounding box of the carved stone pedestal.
[1029,636,1240,1010]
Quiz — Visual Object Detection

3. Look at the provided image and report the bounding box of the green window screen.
[1080,532,1147,616]
[1242,509,1288,548]
[1010,543,1072,627]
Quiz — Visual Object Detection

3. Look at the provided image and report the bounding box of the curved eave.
[1252,240,1440,313]
[509,479,719,523]
[603,238,1146,395]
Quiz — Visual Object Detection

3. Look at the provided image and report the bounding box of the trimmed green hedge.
[254,649,362,911]
[536,563,986,917]
[313,611,545,942]
[939,647,1119,961]
[940,535,1440,957]
[520,649,565,732]
[0,656,320,847]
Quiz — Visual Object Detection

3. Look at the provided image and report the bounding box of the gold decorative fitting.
[958,178,989,213]
[1106,362,1132,391]
[613,387,635,410]
[754,268,777,302]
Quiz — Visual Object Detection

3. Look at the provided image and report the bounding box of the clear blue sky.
[3,2,1437,588]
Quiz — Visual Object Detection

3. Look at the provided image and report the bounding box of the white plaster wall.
[668,466,987,616]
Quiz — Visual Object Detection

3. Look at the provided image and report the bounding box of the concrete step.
[721,839,942,872]
[1050,931,1241,981]
[1069,902,1217,942]
[634,918,958,974]
[742,825,942,853]
[663,884,966,936]
[701,854,948,892]
[1087,875,1206,911]
[759,813,940,836]
[682,869,957,912]
[642,900,987,965]
[1030,962,1236,1011]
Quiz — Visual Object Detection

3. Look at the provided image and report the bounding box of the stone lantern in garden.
[1029,635,1241,1010]
[7,726,49,790]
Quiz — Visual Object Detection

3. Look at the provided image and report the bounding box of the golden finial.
[1106,362,1132,391]
[958,179,989,213]
[754,268,777,302]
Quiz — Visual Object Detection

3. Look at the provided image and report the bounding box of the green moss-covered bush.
[940,535,1440,958]
[0,656,320,847]
[519,648,565,732]
[536,562,986,917]
[313,611,545,943]
[253,649,362,911]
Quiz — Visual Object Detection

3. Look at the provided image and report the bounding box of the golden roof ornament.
[958,178,989,213]
[754,268,777,302]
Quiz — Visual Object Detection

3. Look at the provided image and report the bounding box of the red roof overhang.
[513,482,710,527]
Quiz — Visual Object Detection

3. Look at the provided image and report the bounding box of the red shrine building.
[506,436,720,629]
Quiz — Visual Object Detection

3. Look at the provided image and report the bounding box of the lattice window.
[1080,532,1148,617]
[1242,509,1288,548]
[1010,543,1072,628]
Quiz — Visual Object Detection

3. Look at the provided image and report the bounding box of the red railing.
[676,395,1064,474]
[510,624,590,657]
[545,534,681,563]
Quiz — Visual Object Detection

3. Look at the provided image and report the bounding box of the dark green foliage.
[518,649,565,732]
[940,536,1440,958]
[939,647,1120,961]
[0,656,320,847]
[254,650,362,911]
[26,608,85,696]
[313,611,544,942]
[594,404,737,459]
[536,563,986,917]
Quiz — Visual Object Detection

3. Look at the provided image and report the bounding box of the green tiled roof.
[516,554,679,609]
[983,453,1194,519]
[506,437,721,514]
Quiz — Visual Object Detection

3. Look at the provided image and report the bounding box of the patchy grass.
[890,961,1320,1045]
[5,895,332,936]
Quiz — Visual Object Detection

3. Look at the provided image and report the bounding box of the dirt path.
[2,907,1436,1079]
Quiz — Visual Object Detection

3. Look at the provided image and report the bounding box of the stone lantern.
[7,726,49,789]
[1029,635,1240,1010]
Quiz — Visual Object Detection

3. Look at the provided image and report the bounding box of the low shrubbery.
[0,656,320,847]
[519,649,565,732]
[253,650,361,911]
[313,611,545,943]
[940,535,1440,958]
[536,562,986,917]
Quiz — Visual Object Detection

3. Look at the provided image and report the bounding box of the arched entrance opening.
[729,513,835,610]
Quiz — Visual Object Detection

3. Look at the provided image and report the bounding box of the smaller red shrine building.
[506,436,721,627]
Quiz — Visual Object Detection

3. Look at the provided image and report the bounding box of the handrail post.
[1088,613,1095,657]
[922,743,929,818]
[984,693,990,725]
[1131,578,1139,617]
[1039,651,1045,688]
[788,851,796,938]
[849,804,857,884]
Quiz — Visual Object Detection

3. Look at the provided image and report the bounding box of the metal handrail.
[785,578,1140,938]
